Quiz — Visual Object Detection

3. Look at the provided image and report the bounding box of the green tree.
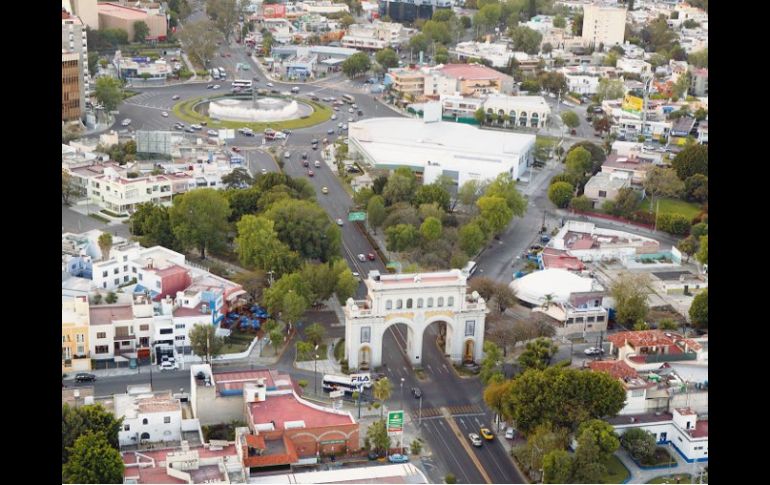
[410,439,423,455]
[224,186,262,222]
[569,195,594,212]
[696,235,708,265]
[97,232,113,261]
[612,187,642,217]
[573,433,606,484]
[688,48,708,68]
[458,221,487,256]
[543,449,574,484]
[548,181,573,208]
[421,20,452,44]
[383,168,418,205]
[517,424,570,480]
[299,262,339,304]
[620,428,657,461]
[269,328,285,355]
[596,78,625,102]
[366,419,391,453]
[458,179,487,210]
[577,419,620,459]
[567,141,607,173]
[571,12,583,35]
[105,291,118,304]
[656,213,691,235]
[485,173,527,215]
[643,166,685,209]
[367,195,386,233]
[434,45,449,64]
[342,52,371,78]
[560,110,580,129]
[133,20,150,42]
[282,291,308,331]
[231,270,267,302]
[62,169,79,204]
[671,144,708,180]
[385,223,420,252]
[62,431,124,484]
[502,366,627,434]
[689,288,708,328]
[189,323,225,363]
[644,16,677,52]
[610,273,650,325]
[408,32,430,54]
[474,107,486,125]
[676,235,698,263]
[206,0,245,41]
[373,377,393,419]
[565,146,593,179]
[658,318,679,331]
[445,473,457,484]
[508,25,543,54]
[375,47,399,69]
[179,19,223,66]
[553,15,566,28]
[304,322,326,347]
[94,76,124,111]
[332,260,358,303]
[518,337,559,371]
[129,203,178,249]
[480,341,504,384]
[169,189,231,259]
[62,404,122,464]
[221,167,253,188]
[477,196,513,235]
[264,199,341,262]
[413,184,451,211]
[490,281,517,314]
[420,217,443,242]
[296,340,314,360]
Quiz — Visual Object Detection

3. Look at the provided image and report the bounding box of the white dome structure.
[511,269,600,306]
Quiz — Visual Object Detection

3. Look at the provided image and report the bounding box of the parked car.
[261,168,268,175]
[327,129,335,135]
[121,118,132,126]
[331,114,337,120]
[303,160,309,167]
[213,84,221,89]
[411,387,422,398]
[302,152,308,160]
[388,454,409,464]
[307,170,314,177]
[584,347,605,356]
[505,427,516,440]
[469,433,483,447]
[284,151,291,158]
[322,186,329,194]
[75,373,96,382]
[314,160,321,168]
[232,147,241,152]
[480,427,494,440]
[160,361,177,371]
[207,129,218,136]
[266,82,274,87]
[336,218,344,226]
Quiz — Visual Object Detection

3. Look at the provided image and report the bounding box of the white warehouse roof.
[511,269,600,306]
[348,117,535,186]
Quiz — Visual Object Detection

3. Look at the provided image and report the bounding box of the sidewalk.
[614,444,698,483]
[294,337,342,375]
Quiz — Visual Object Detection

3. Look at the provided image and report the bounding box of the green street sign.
[348,212,366,222]
[387,410,404,432]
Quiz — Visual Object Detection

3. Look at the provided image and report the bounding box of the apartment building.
[62,11,89,112]
[341,21,409,50]
[62,296,92,374]
[87,166,195,215]
[62,51,82,122]
[582,4,627,49]
[115,389,185,448]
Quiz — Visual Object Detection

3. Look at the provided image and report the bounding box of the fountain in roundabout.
[205,93,313,122]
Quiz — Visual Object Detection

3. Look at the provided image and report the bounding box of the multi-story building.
[689,68,708,97]
[581,3,627,49]
[62,296,92,374]
[481,94,551,129]
[70,0,99,29]
[341,21,409,50]
[378,0,451,23]
[97,2,168,41]
[450,41,514,69]
[62,51,83,122]
[300,1,350,15]
[115,389,184,448]
[616,57,652,76]
[86,166,194,215]
[62,11,89,111]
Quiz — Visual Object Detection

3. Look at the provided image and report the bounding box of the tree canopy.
[62,431,124,484]
[62,404,122,464]
[610,273,650,325]
[169,189,231,259]
[264,199,341,262]
[235,215,300,277]
[189,323,225,362]
[94,76,124,112]
[342,52,371,78]
[671,144,708,180]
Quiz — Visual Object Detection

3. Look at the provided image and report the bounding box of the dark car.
[367,252,376,261]
[357,110,363,116]
[570,129,577,135]
[327,129,335,135]
[303,160,309,167]
[411,387,422,398]
[302,152,308,160]
[75,373,96,382]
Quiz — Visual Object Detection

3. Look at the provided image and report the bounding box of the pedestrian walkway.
[409,404,485,421]
[294,337,341,375]
[614,444,701,483]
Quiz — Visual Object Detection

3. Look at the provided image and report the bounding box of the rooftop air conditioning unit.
[201,303,209,314]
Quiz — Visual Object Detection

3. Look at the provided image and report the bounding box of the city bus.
[342,94,355,104]
[231,79,253,90]
[322,374,372,394]
[461,261,478,279]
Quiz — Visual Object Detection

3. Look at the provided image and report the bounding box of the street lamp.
[313,344,320,396]
[400,377,405,411]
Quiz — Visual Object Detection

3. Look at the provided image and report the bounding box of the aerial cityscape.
[61,0,708,483]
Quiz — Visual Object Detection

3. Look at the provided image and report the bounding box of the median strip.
[441,407,492,484]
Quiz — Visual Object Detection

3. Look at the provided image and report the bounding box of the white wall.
[119,409,183,447]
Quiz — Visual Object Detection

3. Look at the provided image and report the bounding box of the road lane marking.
[426,419,471,484]
[441,407,492,484]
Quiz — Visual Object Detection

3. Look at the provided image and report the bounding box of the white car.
[261,168,268,175]
[191,124,203,130]
[468,433,483,447]
[584,347,605,356]
[352,271,360,278]
[348,108,355,113]
[314,160,321,167]
[284,151,291,158]
[342,124,348,130]
[357,253,367,262]
[273,132,287,139]
[160,361,177,371]
[213,84,221,89]
[121,119,132,126]
[336,219,344,226]
[207,129,218,136]
[505,427,515,440]
[266,82,274,87]
[161,112,169,117]
[331,114,337,120]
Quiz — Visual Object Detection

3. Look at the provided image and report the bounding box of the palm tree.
[373,377,393,419]
[542,294,554,311]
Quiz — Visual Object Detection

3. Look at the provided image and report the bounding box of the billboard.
[350,373,372,387]
[387,410,404,433]
[261,4,286,19]
[622,94,644,113]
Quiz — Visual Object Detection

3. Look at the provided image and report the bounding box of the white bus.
[322,374,372,394]
[461,261,478,278]
[232,79,253,89]
[342,94,355,104]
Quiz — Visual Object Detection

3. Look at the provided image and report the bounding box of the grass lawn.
[647,474,693,484]
[221,328,257,354]
[639,197,701,219]
[600,455,631,484]
[172,94,332,132]
[296,343,328,362]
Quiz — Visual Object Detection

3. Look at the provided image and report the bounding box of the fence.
[569,210,656,230]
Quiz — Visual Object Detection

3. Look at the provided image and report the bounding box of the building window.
[143,418,148,425]
[406,298,413,309]
[175,323,186,329]
[465,320,475,336]
[114,278,120,285]
[76,334,84,343]
[102,271,108,277]
[164,416,171,424]
[123,265,128,272]
[386,300,392,310]
[175,336,186,341]
[124,425,130,431]
[396,299,403,309]
[587,316,595,322]
[155,281,161,289]
[598,190,607,198]
[597,315,605,322]
[124,275,129,282]
[437,297,444,307]
[140,324,149,331]
[123,255,128,262]
[417,298,423,308]
[95,345,109,354]
[77,346,85,354]
[427,297,434,308]
[447,296,454,307]
[361,326,371,343]
[138,274,143,281]
[160,328,173,335]
[114,268,119,274]
[97,332,107,339]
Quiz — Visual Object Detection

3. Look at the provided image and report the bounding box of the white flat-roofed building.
[300,1,350,14]
[582,3,627,49]
[616,57,652,76]
[341,20,409,50]
[482,94,551,129]
[348,115,535,186]
[115,389,184,448]
[248,463,429,483]
[450,41,514,68]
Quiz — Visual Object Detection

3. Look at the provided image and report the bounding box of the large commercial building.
[581,3,627,49]
[62,11,89,115]
[69,0,99,29]
[97,2,168,41]
[378,0,451,23]
[62,51,83,122]
[348,112,535,186]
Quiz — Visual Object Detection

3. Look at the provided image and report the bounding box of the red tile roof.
[243,434,299,468]
[608,330,703,352]
[588,360,639,380]
[690,420,708,438]
[122,445,238,484]
[248,393,354,430]
[440,63,510,81]
[541,248,585,271]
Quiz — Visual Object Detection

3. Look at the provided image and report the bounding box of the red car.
[367,252,376,261]
[308,170,314,177]
[232,147,241,152]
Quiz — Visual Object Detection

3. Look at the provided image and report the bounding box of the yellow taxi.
[480,427,494,440]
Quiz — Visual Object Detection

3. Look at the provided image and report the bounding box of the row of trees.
[62,404,124,483]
